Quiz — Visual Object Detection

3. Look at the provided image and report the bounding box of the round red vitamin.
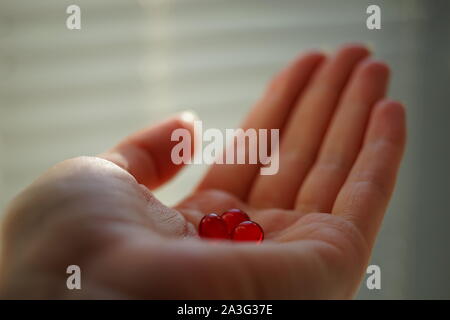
[221,209,250,234]
[231,221,264,243]
[198,213,229,240]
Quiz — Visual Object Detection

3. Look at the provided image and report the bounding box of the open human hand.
[0,44,405,299]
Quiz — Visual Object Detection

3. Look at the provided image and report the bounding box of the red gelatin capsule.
[199,213,229,240]
[221,209,250,234]
[231,221,264,243]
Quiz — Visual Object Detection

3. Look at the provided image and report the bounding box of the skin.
[0,44,406,299]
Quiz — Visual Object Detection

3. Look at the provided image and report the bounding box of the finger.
[296,59,390,213]
[249,44,370,209]
[332,100,406,247]
[99,112,196,190]
[197,51,325,200]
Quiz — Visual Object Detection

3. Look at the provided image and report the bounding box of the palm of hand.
[0,45,405,299]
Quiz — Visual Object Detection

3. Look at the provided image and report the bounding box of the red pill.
[199,213,229,240]
[221,209,250,234]
[231,221,264,243]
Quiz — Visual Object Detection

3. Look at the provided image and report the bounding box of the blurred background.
[0,0,449,299]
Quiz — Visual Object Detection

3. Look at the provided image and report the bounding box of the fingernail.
[179,110,199,123]
[365,42,374,53]
[319,45,333,54]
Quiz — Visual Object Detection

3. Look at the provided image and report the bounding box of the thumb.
[99,111,197,189]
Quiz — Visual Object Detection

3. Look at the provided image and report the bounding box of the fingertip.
[166,110,198,137]
[301,50,327,61]
[174,111,198,141]
[372,99,407,145]
[99,112,201,189]
[179,110,199,125]
[376,99,406,121]
[358,59,390,80]
[336,43,371,60]
[267,50,326,95]
[288,50,327,71]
